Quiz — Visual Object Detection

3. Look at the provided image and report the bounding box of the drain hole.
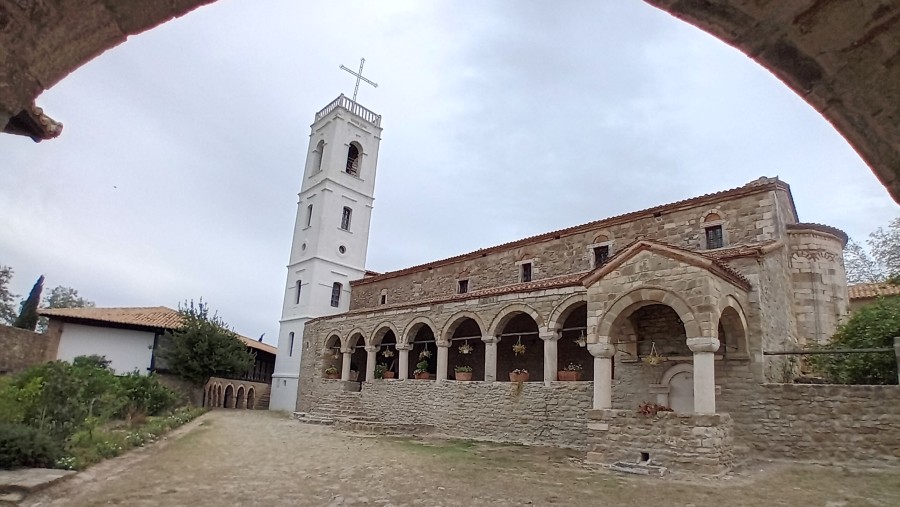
[639,452,650,463]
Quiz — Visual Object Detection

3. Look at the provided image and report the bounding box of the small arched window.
[289,332,295,356]
[330,282,343,307]
[313,140,325,172]
[295,280,302,304]
[345,143,361,176]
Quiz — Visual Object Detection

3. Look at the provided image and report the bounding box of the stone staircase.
[294,391,434,436]
[256,386,271,410]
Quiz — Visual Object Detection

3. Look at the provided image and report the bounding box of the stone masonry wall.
[358,380,593,449]
[585,409,735,475]
[351,185,789,310]
[0,324,54,374]
[788,228,849,346]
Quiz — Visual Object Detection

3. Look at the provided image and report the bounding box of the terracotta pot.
[325,372,340,380]
[557,370,581,381]
[455,371,473,381]
[414,372,431,380]
[383,371,396,379]
[509,372,530,382]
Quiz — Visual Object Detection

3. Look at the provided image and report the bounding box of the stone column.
[588,342,615,410]
[436,343,449,382]
[541,330,560,386]
[894,337,900,385]
[397,344,411,380]
[687,336,720,414]
[482,335,498,382]
[340,351,352,381]
[365,346,377,382]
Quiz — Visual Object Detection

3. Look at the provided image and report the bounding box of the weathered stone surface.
[0,324,54,374]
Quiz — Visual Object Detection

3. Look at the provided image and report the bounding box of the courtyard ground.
[24,410,900,507]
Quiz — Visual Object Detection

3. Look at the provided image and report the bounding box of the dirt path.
[24,410,900,506]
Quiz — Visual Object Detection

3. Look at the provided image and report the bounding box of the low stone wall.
[0,324,53,374]
[585,409,734,475]
[742,384,900,463]
[356,380,593,449]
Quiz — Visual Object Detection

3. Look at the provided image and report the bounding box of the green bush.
[0,423,62,469]
[117,373,177,419]
[810,297,900,384]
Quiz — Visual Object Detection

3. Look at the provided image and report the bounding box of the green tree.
[0,265,17,326]
[36,285,95,333]
[845,217,900,284]
[13,275,44,331]
[844,239,884,284]
[158,300,254,386]
[810,297,900,385]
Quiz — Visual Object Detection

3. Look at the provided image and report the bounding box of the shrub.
[117,373,177,420]
[0,423,62,469]
[454,365,473,373]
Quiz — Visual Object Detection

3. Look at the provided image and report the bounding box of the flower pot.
[455,372,473,381]
[414,372,431,380]
[509,371,530,382]
[383,371,396,379]
[325,372,340,380]
[557,370,581,381]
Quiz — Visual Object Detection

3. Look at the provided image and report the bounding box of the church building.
[276,94,854,472]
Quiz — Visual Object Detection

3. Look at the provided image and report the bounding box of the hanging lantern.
[458,340,473,355]
[574,331,587,348]
[382,348,395,358]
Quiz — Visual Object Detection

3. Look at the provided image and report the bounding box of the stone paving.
[22,410,900,507]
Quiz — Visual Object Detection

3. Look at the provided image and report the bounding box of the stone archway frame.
[547,293,588,333]
[717,295,750,358]
[596,287,702,343]
[486,303,546,338]
[650,363,695,409]
[224,383,235,409]
[236,385,245,409]
[246,387,256,410]
[368,321,401,347]
[438,311,486,346]
[343,328,367,353]
[401,316,440,347]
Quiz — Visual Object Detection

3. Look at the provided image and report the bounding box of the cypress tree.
[14,275,44,331]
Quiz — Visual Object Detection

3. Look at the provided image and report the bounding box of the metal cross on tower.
[340,57,378,103]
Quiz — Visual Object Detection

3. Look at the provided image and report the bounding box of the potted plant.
[509,368,529,382]
[414,360,430,380]
[382,362,396,379]
[374,363,387,379]
[557,362,583,381]
[324,366,339,379]
[454,365,473,381]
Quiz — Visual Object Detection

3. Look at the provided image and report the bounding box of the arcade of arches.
[203,377,270,410]
[2,2,898,201]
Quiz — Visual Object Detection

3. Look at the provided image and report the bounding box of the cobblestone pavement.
[25,410,900,507]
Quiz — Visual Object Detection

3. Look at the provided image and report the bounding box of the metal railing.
[315,94,382,127]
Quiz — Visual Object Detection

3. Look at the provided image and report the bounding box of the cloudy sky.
[1,0,896,345]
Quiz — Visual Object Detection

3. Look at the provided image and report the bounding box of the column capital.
[395,344,412,351]
[364,345,377,353]
[587,342,616,358]
[436,341,450,348]
[340,348,353,354]
[687,336,720,353]
[539,330,560,341]
[481,335,499,344]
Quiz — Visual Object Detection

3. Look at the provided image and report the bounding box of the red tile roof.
[848,283,900,300]
[39,306,277,355]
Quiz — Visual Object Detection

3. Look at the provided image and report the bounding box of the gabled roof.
[354,177,793,286]
[848,282,900,300]
[580,240,752,291]
[39,306,277,355]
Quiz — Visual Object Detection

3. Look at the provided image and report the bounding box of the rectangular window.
[341,206,352,231]
[705,225,724,249]
[295,280,302,304]
[457,279,469,294]
[593,245,609,268]
[330,282,342,307]
[520,262,532,283]
[380,294,386,305]
[289,332,295,357]
[306,204,313,227]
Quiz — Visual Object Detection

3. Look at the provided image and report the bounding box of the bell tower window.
[345,143,361,176]
[330,282,343,307]
[313,140,325,172]
[306,204,313,228]
[341,207,353,231]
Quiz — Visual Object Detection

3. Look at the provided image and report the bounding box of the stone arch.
[323,333,343,377]
[717,296,749,358]
[369,321,401,347]
[343,328,367,352]
[658,363,695,414]
[548,294,588,332]
[592,230,614,244]
[401,316,438,347]
[439,311,487,345]
[236,385,245,409]
[596,287,700,339]
[701,208,723,222]
[487,304,545,338]
[246,387,256,410]
[223,384,234,409]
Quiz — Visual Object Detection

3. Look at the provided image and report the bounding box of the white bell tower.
[269,94,383,411]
